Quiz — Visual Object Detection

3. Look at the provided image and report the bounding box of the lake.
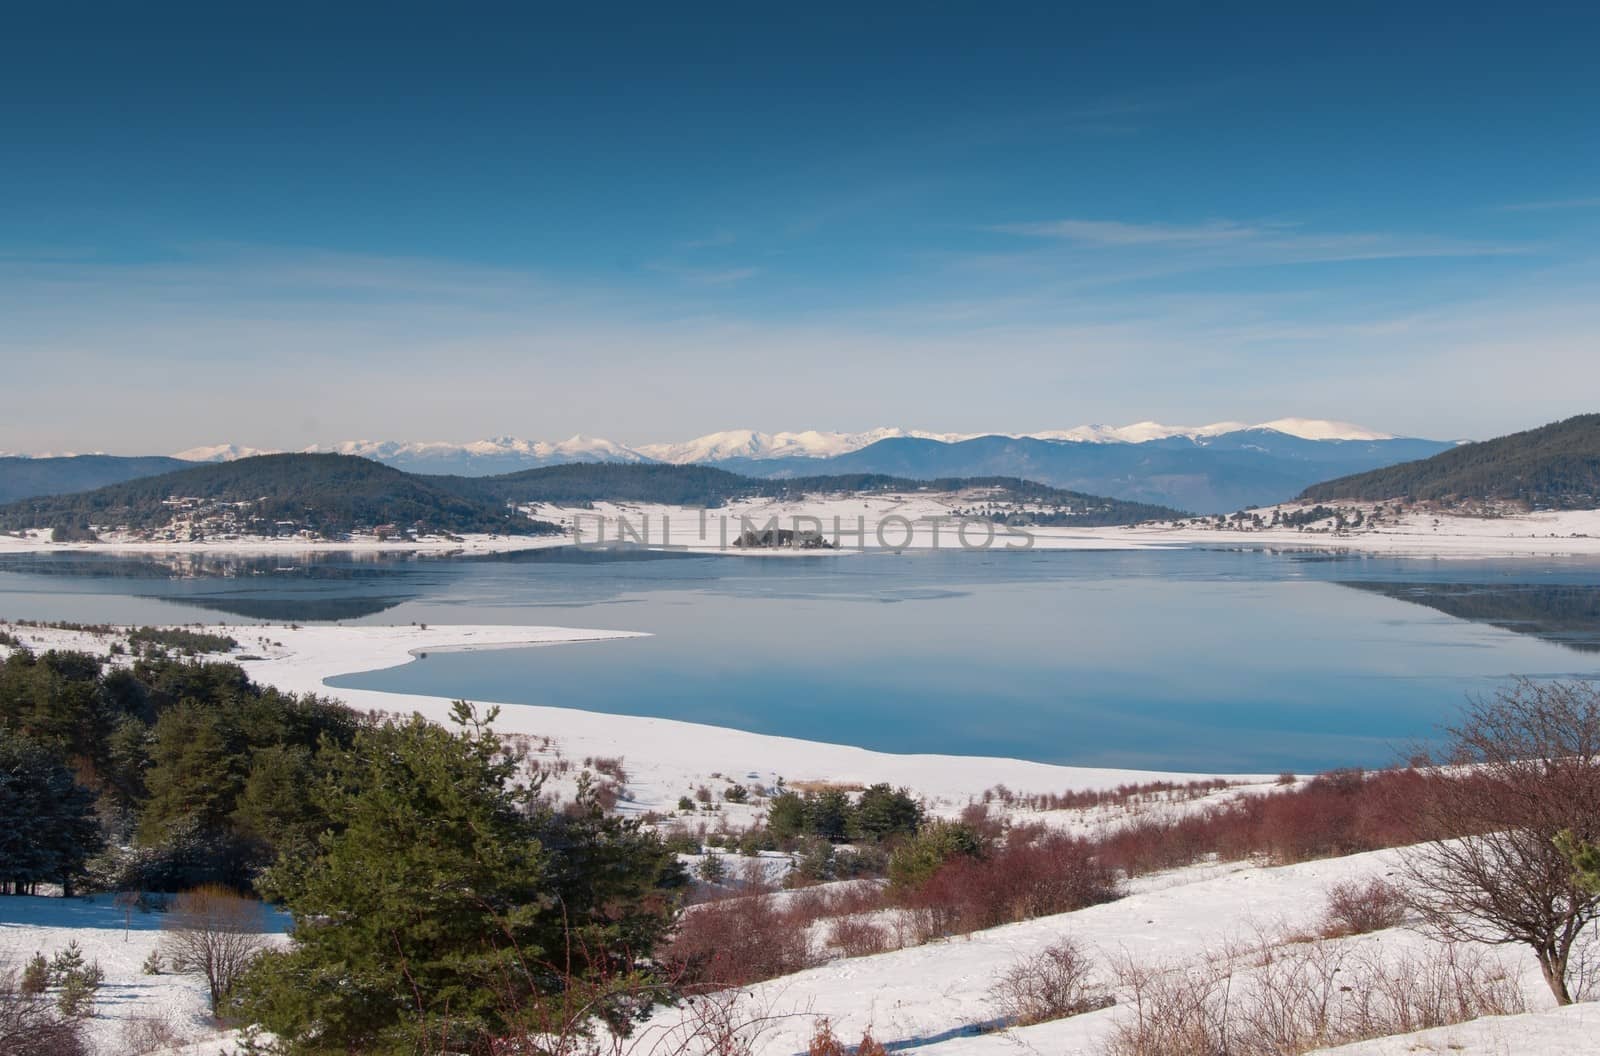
[3,546,1598,772]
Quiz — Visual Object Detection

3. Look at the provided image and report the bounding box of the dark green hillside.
[0,453,556,537]
[466,463,1185,524]
[1299,414,1600,509]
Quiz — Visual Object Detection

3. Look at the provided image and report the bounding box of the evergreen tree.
[853,784,923,842]
[232,744,327,862]
[807,789,854,843]
[139,702,242,843]
[765,790,809,840]
[0,736,104,895]
[887,819,984,892]
[237,703,682,1054]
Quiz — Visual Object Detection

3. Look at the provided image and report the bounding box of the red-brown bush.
[825,917,896,958]
[901,831,1118,937]
[664,891,819,987]
[1094,768,1434,878]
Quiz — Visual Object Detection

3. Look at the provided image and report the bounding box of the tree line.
[1301,412,1600,508]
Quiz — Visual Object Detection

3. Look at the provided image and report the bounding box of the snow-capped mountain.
[638,419,1397,461]
[164,419,1409,471]
[305,435,650,474]
[634,427,978,464]
[307,435,646,463]
[1029,419,1394,445]
[172,443,278,462]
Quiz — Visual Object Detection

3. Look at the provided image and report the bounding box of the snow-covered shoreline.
[0,620,1267,814]
[0,527,569,556]
[240,622,1268,809]
[6,495,1600,558]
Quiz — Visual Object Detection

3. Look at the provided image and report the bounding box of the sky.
[2,2,1598,453]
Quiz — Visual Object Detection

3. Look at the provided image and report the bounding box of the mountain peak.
[1249,418,1396,441]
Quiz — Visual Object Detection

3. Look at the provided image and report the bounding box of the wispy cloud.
[990,218,1265,246]
[986,216,1526,265]
[1497,196,1600,212]
[645,262,762,285]
[681,230,739,250]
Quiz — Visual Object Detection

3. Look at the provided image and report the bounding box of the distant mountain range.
[6,416,1593,535]
[0,455,190,504]
[1300,413,1600,509]
[4,419,1453,512]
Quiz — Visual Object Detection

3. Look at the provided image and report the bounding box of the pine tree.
[48,941,86,986]
[853,784,923,842]
[237,702,683,1054]
[0,736,104,895]
[1557,831,1600,893]
[138,701,242,842]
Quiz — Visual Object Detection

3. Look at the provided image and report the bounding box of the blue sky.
[3,3,1598,452]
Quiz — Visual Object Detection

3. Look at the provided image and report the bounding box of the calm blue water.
[3,547,1598,772]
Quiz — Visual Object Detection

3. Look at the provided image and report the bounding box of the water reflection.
[1339,582,1600,653]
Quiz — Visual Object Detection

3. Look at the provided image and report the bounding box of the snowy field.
[627,847,1597,1056]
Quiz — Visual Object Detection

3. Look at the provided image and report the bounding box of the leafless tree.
[160,884,271,1017]
[1398,679,1600,1004]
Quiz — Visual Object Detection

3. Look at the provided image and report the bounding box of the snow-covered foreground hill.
[2,620,1595,1054]
[3,848,1591,1055]
[625,847,1594,1056]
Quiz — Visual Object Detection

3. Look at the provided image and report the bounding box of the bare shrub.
[160,884,272,1017]
[1103,957,1228,1056]
[989,938,1112,1027]
[1319,876,1409,937]
[1013,778,1235,813]
[807,1018,887,1056]
[0,964,87,1056]
[1343,943,1525,1038]
[118,1010,194,1055]
[1398,679,1600,1004]
[586,755,628,783]
[1102,940,1526,1056]
[547,984,791,1056]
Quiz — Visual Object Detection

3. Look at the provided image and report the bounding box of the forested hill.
[0,454,190,504]
[1298,414,1600,509]
[0,456,1185,536]
[0,453,556,537]
[461,463,1186,524]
